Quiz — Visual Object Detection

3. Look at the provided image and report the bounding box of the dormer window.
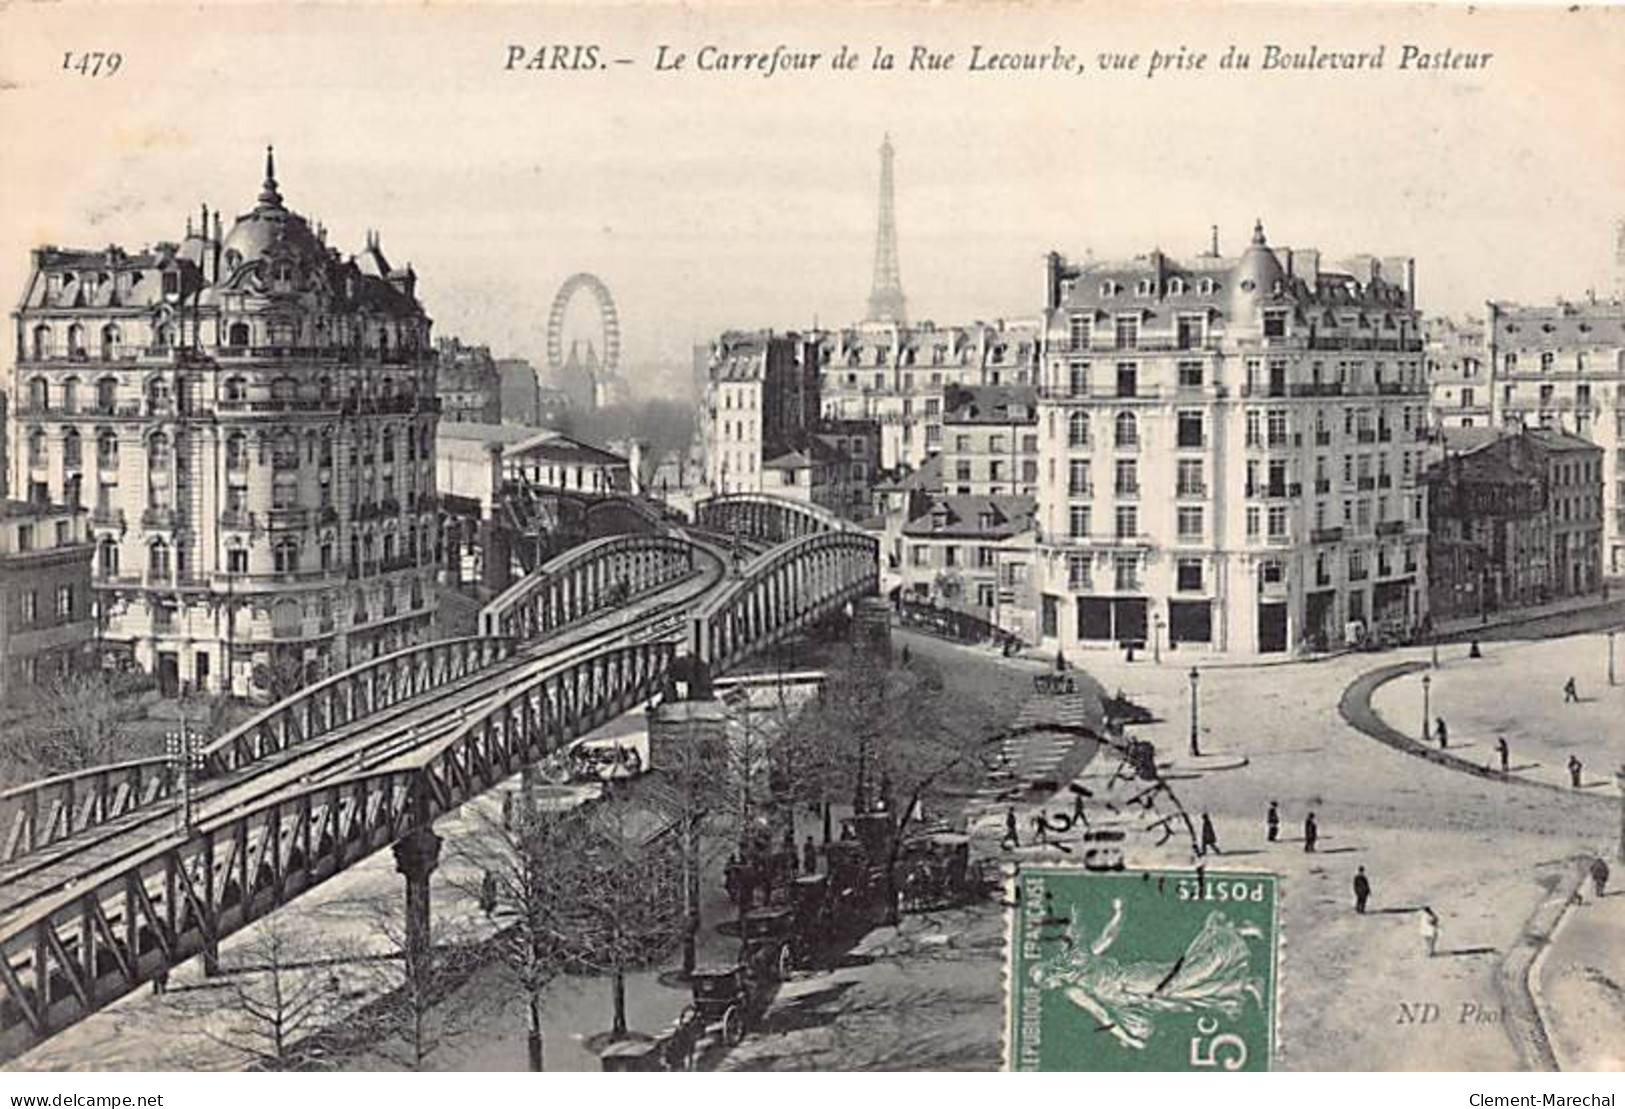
[1168,278,1185,296]
[1100,281,1116,298]
[162,271,180,296]
[1263,310,1288,339]
[1136,279,1154,296]
[979,511,998,530]
[1199,278,1217,295]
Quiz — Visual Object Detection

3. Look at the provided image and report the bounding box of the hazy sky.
[3,2,1622,392]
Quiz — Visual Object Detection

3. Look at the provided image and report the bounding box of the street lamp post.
[1421,673,1432,744]
[1153,613,1164,665]
[1188,666,1201,758]
[1608,630,1616,687]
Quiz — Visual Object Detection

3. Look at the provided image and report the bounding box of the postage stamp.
[1007,867,1279,1072]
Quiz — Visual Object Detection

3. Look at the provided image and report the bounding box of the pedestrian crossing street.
[964,692,1104,837]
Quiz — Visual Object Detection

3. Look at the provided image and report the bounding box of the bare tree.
[181,915,346,1071]
[345,893,477,1070]
[0,669,150,779]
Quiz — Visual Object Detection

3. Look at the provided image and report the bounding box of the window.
[1115,459,1139,496]
[1246,506,1260,537]
[1068,553,1091,590]
[149,539,170,579]
[1069,315,1091,351]
[272,473,299,510]
[989,460,1005,482]
[1114,411,1138,448]
[1540,352,1554,373]
[1177,507,1203,540]
[1068,505,1091,539]
[1246,410,1261,448]
[1266,410,1288,447]
[56,585,73,619]
[1068,460,1091,496]
[1115,363,1138,398]
[1178,361,1203,390]
[1114,316,1139,350]
[274,538,299,574]
[944,546,959,569]
[1115,505,1138,539]
[1267,505,1288,539]
[63,430,82,469]
[1114,555,1139,592]
[1177,317,1203,350]
[912,545,930,568]
[989,434,1007,454]
[1068,362,1090,397]
[1068,411,1091,448]
[1177,558,1203,591]
[21,590,37,624]
[955,434,971,453]
[1177,411,1204,448]
[1177,459,1205,497]
[1263,310,1287,339]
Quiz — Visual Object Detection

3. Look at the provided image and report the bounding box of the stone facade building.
[1034,223,1430,656]
[1486,298,1625,574]
[0,500,95,701]
[1425,427,1603,619]
[939,384,1039,498]
[8,149,441,697]
[1424,316,1490,430]
[703,330,820,496]
[435,337,501,424]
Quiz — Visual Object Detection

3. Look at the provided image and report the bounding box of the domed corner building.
[8,147,443,699]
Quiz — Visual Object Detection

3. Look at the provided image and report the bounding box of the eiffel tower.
[866,133,908,324]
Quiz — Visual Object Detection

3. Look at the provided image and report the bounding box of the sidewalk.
[1535,866,1625,1070]
[1434,592,1625,642]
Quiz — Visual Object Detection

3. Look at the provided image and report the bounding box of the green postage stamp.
[1006,867,1279,1071]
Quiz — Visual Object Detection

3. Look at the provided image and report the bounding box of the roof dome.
[1228,219,1286,316]
[220,146,324,273]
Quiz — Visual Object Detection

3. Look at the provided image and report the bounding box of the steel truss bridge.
[0,492,877,1063]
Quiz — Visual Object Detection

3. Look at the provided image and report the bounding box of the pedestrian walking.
[1568,755,1583,788]
[1496,736,1510,774]
[1420,907,1440,957]
[1591,857,1611,899]
[152,958,169,996]
[1303,812,1319,853]
[1266,801,1280,843]
[1001,806,1021,850]
[1353,866,1372,914]
[1200,812,1220,856]
[1469,639,1482,659]
[1032,812,1051,846]
[1563,676,1579,703]
[803,835,818,875]
[1434,717,1448,750]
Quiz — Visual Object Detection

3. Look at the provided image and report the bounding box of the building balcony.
[1114,484,1141,499]
[1290,382,1345,398]
[1356,429,1377,444]
[1357,477,1376,491]
[1265,533,1292,547]
[1314,478,1332,494]
[1314,430,1333,446]
[1376,520,1406,537]
[1176,484,1208,498]
[1311,527,1344,544]
[1377,426,1393,442]
[266,507,309,529]
[1240,383,1290,399]
[1377,474,1393,489]
[220,509,255,530]
[1176,436,1207,450]
[141,506,181,530]
[90,507,125,529]
[1067,485,1094,498]
[1348,568,1369,582]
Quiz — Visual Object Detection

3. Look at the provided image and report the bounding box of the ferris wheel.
[546,272,621,379]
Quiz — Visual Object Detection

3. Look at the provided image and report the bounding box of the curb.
[1493,855,1594,1072]
[1336,662,1614,802]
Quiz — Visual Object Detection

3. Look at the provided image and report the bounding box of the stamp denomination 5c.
[1007,868,1279,1071]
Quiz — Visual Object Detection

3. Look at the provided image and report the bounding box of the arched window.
[95,376,117,413]
[61,377,79,413]
[27,429,46,467]
[1115,411,1139,447]
[319,432,334,469]
[100,324,121,361]
[223,376,245,402]
[147,432,171,469]
[273,538,300,574]
[149,539,170,579]
[381,429,395,464]
[31,324,51,360]
[225,433,247,471]
[1068,410,1091,448]
[146,376,170,412]
[27,377,47,412]
[272,432,299,471]
[67,323,86,358]
[227,322,250,348]
[97,430,118,468]
[63,430,82,469]
[97,538,118,578]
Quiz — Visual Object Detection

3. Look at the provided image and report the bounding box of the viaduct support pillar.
[651,699,727,977]
[392,822,443,992]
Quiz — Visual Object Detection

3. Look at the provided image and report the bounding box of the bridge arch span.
[694,492,853,544]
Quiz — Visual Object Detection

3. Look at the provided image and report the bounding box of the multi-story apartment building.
[435,337,501,424]
[898,493,1037,640]
[1425,427,1602,619]
[1034,222,1429,656]
[8,150,441,697]
[703,330,819,496]
[1425,316,1490,430]
[495,357,542,426]
[818,318,1041,471]
[939,384,1039,498]
[1487,298,1625,573]
[0,500,95,700]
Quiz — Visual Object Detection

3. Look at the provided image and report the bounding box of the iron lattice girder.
[691,530,880,672]
[695,492,849,546]
[0,525,879,1063]
[481,532,700,641]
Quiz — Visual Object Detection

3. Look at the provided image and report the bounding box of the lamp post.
[1153,613,1165,665]
[1421,673,1432,744]
[1609,630,1616,687]
[1431,631,1439,670]
[1188,666,1201,757]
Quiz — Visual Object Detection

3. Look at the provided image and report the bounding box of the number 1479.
[63,52,123,76]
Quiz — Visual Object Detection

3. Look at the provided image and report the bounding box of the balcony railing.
[1376,520,1406,536]
[1356,429,1377,444]
[1176,484,1208,498]
[220,509,255,530]
[90,507,125,528]
[141,506,180,529]
[1348,567,1369,581]
[266,507,309,529]
[1115,484,1141,498]
[1067,485,1094,498]
[1311,527,1344,544]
